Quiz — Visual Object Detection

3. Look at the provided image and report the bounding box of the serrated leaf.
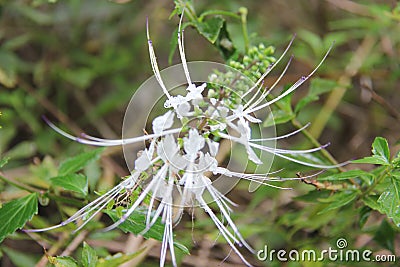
[295,78,337,113]
[0,193,38,243]
[82,242,98,267]
[50,173,88,196]
[392,177,400,200]
[317,191,358,214]
[97,250,144,267]
[194,16,224,44]
[372,137,390,163]
[105,209,189,254]
[372,137,391,159]
[352,137,391,165]
[52,256,79,267]
[58,148,104,176]
[377,184,400,227]
[318,169,372,181]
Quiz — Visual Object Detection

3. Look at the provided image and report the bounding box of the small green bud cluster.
[207,43,276,108]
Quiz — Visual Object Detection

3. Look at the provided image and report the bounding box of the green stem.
[0,174,38,193]
[178,0,197,22]
[199,10,240,21]
[239,7,249,53]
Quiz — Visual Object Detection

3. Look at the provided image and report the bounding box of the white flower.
[183,128,205,160]
[152,110,174,134]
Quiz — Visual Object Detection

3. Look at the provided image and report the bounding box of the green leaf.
[13,4,53,25]
[352,156,389,165]
[105,209,163,240]
[372,137,390,163]
[352,137,391,165]
[0,50,19,88]
[392,152,400,168]
[374,219,395,253]
[3,141,36,159]
[318,169,372,181]
[214,21,236,60]
[51,256,79,267]
[82,242,98,267]
[0,157,9,168]
[317,191,358,214]
[194,16,224,44]
[97,251,144,267]
[377,183,400,227]
[168,27,179,64]
[263,109,295,127]
[2,247,37,267]
[392,176,400,200]
[358,206,371,228]
[377,177,400,227]
[105,209,189,254]
[0,193,38,243]
[58,148,104,176]
[50,173,88,196]
[60,68,95,89]
[264,86,294,127]
[293,189,332,202]
[362,195,382,211]
[295,78,337,113]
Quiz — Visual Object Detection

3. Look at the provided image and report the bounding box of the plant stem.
[0,173,38,193]
[239,7,249,53]
[199,10,240,20]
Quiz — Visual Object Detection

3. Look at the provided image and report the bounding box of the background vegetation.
[0,0,399,266]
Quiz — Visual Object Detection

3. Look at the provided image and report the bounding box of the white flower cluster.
[27,16,343,267]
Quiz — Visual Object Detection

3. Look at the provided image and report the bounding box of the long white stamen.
[102,164,169,232]
[198,196,253,266]
[204,181,254,252]
[249,141,330,155]
[246,55,294,110]
[43,117,181,146]
[146,18,172,100]
[24,177,136,233]
[242,44,333,116]
[250,123,310,141]
[177,11,192,85]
